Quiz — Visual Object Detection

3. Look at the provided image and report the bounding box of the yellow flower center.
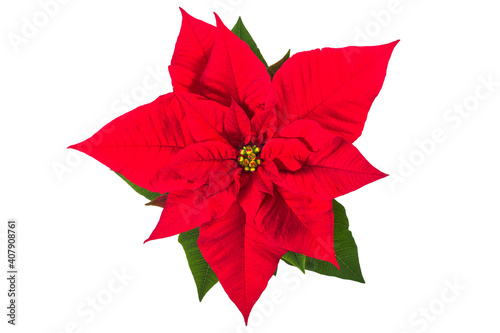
[238,145,262,172]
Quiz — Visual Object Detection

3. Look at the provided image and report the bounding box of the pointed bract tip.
[179,7,188,17]
[213,13,227,30]
[213,12,222,24]
[388,39,400,49]
[374,169,389,181]
[239,303,253,326]
[327,254,340,270]
[67,141,86,152]
[179,8,196,21]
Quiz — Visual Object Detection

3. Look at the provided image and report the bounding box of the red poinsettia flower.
[69,9,397,323]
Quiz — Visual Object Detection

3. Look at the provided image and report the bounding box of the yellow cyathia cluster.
[237,144,262,172]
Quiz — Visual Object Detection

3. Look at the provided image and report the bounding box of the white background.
[1,0,499,332]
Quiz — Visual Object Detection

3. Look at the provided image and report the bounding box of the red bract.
[69,9,397,323]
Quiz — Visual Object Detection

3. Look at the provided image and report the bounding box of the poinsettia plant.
[69,9,398,324]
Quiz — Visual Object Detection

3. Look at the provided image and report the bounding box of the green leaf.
[231,17,268,67]
[178,228,219,301]
[115,172,161,201]
[282,251,306,273]
[282,199,365,283]
[267,49,291,80]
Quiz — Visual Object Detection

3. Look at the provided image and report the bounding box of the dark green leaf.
[267,49,291,80]
[114,172,161,201]
[282,199,365,283]
[282,251,306,273]
[178,228,219,301]
[231,17,268,67]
